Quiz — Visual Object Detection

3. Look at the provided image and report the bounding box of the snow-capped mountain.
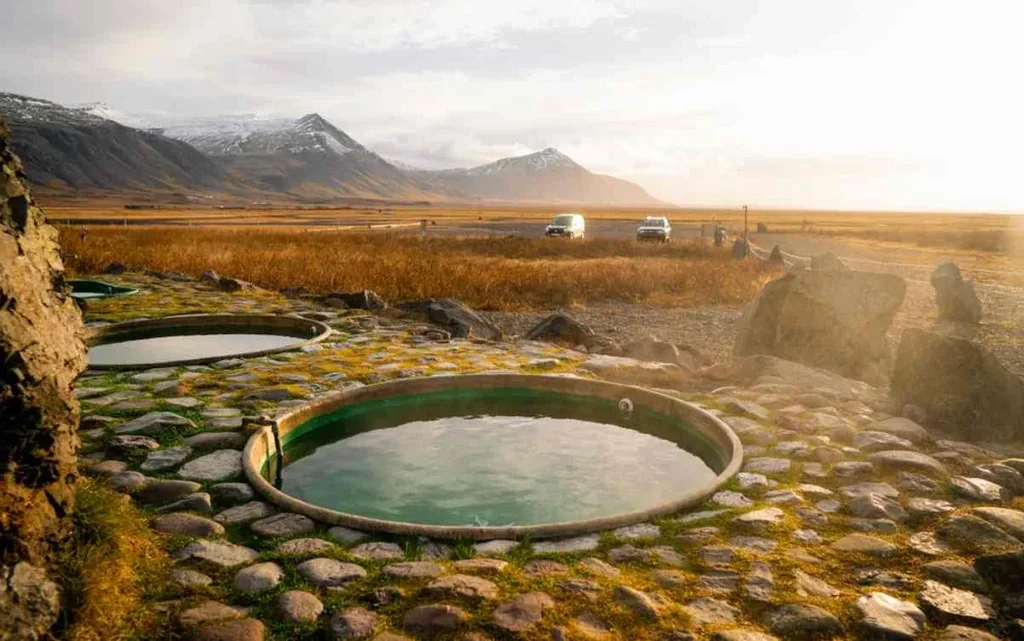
[152,113,365,157]
[411,147,658,205]
[0,92,236,193]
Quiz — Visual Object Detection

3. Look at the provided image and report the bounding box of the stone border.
[85,314,332,370]
[243,374,743,540]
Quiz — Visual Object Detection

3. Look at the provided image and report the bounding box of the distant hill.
[1,91,659,204]
[150,113,430,199]
[408,148,660,205]
[0,92,236,193]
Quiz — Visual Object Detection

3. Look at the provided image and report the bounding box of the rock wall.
[0,119,87,639]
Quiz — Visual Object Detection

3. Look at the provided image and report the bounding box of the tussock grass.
[58,481,170,641]
[60,227,775,310]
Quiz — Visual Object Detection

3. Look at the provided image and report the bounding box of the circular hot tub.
[244,374,742,540]
[86,314,331,370]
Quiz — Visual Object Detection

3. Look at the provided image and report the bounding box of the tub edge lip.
[243,373,743,541]
[85,313,332,371]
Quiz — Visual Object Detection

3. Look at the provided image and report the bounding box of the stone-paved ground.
[78,274,1024,641]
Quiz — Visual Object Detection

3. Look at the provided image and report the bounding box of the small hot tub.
[87,314,331,370]
[69,279,139,300]
[244,374,742,540]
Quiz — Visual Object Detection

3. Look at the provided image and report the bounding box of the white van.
[545,213,585,239]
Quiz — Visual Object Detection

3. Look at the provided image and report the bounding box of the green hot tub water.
[269,388,721,527]
[88,333,303,367]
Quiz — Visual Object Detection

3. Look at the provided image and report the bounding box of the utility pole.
[743,205,749,244]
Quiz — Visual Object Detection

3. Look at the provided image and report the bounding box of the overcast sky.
[3,0,1023,210]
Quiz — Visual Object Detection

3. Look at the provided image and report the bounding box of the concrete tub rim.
[85,313,332,371]
[243,373,743,540]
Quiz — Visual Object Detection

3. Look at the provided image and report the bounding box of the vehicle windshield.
[641,218,666,227]
[552,214,575,225]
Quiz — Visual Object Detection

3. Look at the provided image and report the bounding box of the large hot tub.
[244,374,742,540]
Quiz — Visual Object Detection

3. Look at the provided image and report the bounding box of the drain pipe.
[244,414,284,489]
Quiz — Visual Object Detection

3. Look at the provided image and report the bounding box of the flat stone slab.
[170,568,213,589]
[613,586,661,619]
[762,604,844,640]
[134,479,202,505]
[277,590,323,623]
[831,533,898,557]
[612,523,661,540]
[350,542,403,560]
[403,604,469,635]
[233,562,283,594]
[327,525,370,545]
[454,558,508,576]
[972,507,1024,542]
[950,477,1004,502]
[868,417,930,443]
[210,482,255,504]
[732,507,785,531]
[115,411,195,435]
[178,449,243,482]
[919,580,995,625]
[423,574,498,601]
[683,597,741,625]
[855,592,926,640]
[532,534,600,553]
[276,538,335,556]
[179,600,247,627]
[184,432,246,450]
[868,450,948,476]
[250,513,315,538]
[152,513,225,537]
[295,558,367,587]
[330,607,380,640]
[172,539,259,568]
[214,501,275,525]
[743,457,791,475]
[492,592,556,632]
[937,515,1023,555]
[140,446,192,472]
[383,562,444,579]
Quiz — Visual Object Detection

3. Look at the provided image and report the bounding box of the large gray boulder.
[734,267,906,384]
[399,299,502,341]
[931,263,982,324]
[891,329,1024,442]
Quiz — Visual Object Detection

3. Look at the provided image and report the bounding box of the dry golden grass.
[58,482,169,641]
[60,226,777,310]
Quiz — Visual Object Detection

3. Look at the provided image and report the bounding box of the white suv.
[545,213,586,239]
[636,216,671,242]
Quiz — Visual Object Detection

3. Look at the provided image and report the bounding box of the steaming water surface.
[88,333,302,366]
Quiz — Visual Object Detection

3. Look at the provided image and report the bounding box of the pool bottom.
[270,387,722,528]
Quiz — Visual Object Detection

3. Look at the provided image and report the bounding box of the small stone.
[922,561,987,593]
[762,604,844,640]
[214,502,275,525]
[855,568,917,590]
[713,491,753,508]
[185,432,246,450]
[833,461,875,478]
[327,526,370,545]
[846,494,908,521]
[107,471,148,493]
[276,538,335,556]
[613,586,661,619]
[532,534,600,552]
[492,592,555,632]
[152,513,225,537]
[793,529,823,544]
[731,507,785,531]
[950,476,1004,502]
[170,568,213,588]
[330,607,380,639]
[743,457,791,475]
[559,578,602,601]
[608,544,651,564]
[350,542,403,560]
[764,490,803,505]
[711,630,779,641]
[233,562,283,594]
[974,550,1024,592]
[869,450,948,477]
[919,580,995,625]
[210,482,254,504]
[473,539,516,556]
[454,558,508,576]
[683,597,741,625]
[172,539,259,568]
[935,626,1002,641]
[855,592,926,641]
[839,482,899,499]
[178,449,243,482]
[179,600,247,627]
[830,533,898,557]
[737,472,770,489]
[972,507,1024,541]
[907,497,955,518]
[868,417,930,443]
[896,471,941,494]
[652,569,687,588]
[134,479,204,505]
[115,411,195,435]
[700,570,740,591]
[851,518,899,534]
[729,536,777,552]
[578,557,619,578]
[854,431,914,452]
[651,546,685,566]
[250,513,315,538]
[423,574,498,601]
[523,559,569,577]
[572,611,612,639]
[296,558,367,587]
[194,618,264,641]
[908,532,954,556]
[744,561,774,602]
[795,569,840,598]
[937,514,1023,555]
[403,604,468,634]
[675,509,730,524]
[107,434,160,456]
[383,561,443,579]
[613,523,661,540]
[277,590,323,623]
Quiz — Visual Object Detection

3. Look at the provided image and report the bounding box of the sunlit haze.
[3,0,1022,210]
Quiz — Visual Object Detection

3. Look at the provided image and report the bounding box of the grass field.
[59,227,778,311]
